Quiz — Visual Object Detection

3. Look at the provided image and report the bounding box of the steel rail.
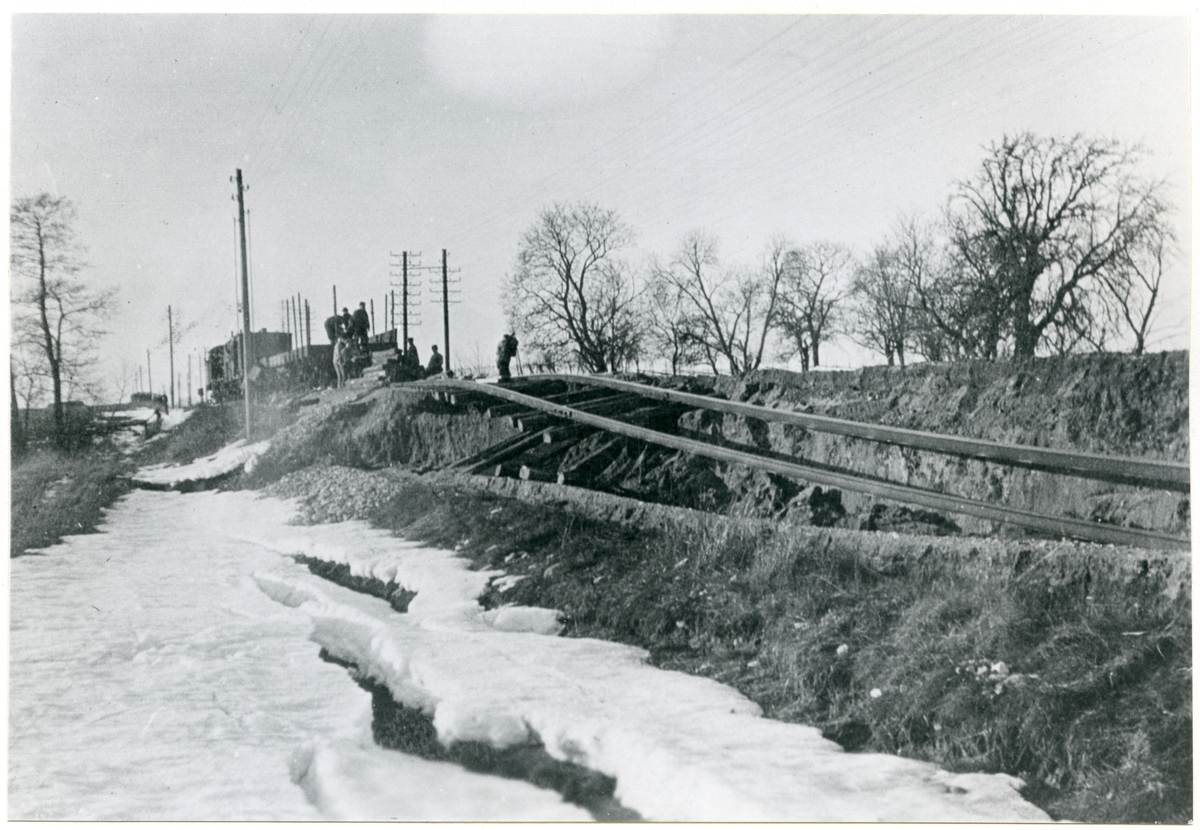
[514,374,1189,492]
[419,378,1188,552]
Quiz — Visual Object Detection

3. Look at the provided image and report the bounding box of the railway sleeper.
[610,403,690,428]
[486,401,537,419]
[453,431,544,470]
[538,387,614,406]
[464,431,551,475]
[516,393,645,430]
[448,391,493,408]
[519,465,558,482]
[557,437,626,486]
[544,425,597,444]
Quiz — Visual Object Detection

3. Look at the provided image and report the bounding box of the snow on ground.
[131,438,270,487]
[12,485,1050,821]
[9,489,588,821]
[242,509,1052,822]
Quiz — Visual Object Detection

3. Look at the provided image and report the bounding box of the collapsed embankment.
[251,351,1188,540]
[234,350,1190,822]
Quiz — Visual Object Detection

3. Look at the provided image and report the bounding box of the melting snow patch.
[132,439,270,488]
[290,737,590,821]
[480,605,563,635]
[491,573,527,592]
[240,507,1053,823]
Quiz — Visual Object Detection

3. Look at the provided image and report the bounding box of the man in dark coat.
[496,333,518,381]
[351,302,370,349]
[339,307,352,340]
[425,344,443,376]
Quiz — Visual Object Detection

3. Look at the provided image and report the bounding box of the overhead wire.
[252,16,337,169]
[618,17,1084,235]
[437,17,833,256]
[256,18,376,192]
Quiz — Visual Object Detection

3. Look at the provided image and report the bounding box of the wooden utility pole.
[235,169,252,439]
[304,300,311,347]
[167,305,175,409]
[441,249,450,370]
[370,298,375,334]
[333,285,338,316]
[402,252,409,348]
[147,349,152,399]
[187,355,193,407]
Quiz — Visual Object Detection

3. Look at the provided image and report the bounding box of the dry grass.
[10,447,132,557]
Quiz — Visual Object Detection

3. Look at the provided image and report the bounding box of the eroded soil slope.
[252,351,1188,541]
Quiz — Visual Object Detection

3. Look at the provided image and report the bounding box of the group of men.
[322,298,520,386]
[324,302,371,350]
[389,337,442,381]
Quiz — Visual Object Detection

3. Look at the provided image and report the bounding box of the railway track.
[412,374,1190,552]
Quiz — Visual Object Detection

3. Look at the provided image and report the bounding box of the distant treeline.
[503,133,1174,375]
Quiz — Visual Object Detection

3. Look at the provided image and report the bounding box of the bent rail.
[419,377,1188,552]
[521,374,1189,492]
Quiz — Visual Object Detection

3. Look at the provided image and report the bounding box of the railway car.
[206,329,294,402]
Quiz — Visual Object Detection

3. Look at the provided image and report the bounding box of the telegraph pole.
[187,354,193,408]
[168,305,175,410]
[441,249,450,369]
[389,250,424,351]
[304,300,312,347]
[235,169,252,439]
[147,350,152,399]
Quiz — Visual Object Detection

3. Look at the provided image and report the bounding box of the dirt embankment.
[252,351,1189,541]
[706,351,1189,535]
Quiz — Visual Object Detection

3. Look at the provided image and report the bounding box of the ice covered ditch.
[8,489,588,821]
[10,487,1050,822]
[131,438,270,488]
[246,504,1051,821]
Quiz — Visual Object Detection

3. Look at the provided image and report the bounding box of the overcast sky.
[10,13,1191,399]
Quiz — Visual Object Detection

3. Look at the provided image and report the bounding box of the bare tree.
[1101,223,1173,355]
[777,240,851,371]
[10,194,115,446]
[644,267,705,374]
[503,202,642,373]
[10,360,26,458]
[948,133,1171,359]
[11,345,48,430]
[850,244,912,367]
[649,231,785,375]
[904,215,1009,362]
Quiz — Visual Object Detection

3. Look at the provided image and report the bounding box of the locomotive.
[205,326,395,402]
[206,329,337,402]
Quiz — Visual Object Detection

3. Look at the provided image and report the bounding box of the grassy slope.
[10,404,246,557]
[10,448,133,556]
[279,466,1191,824]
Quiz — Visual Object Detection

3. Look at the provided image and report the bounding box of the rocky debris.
[265,464,404,525]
